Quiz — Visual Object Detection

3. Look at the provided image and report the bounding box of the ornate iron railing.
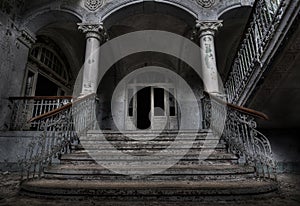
[225,0,286,104]
[19,94,96,181]
[9,96,72,131]
[202,93,277,180]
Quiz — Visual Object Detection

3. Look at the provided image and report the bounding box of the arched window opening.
[22,36,72,96]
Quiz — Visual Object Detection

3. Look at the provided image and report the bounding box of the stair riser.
[60,156,238,161]
[89,132,211,135]
[81,139,221,142]
[60,151,238,164]
[76,146,226,154]
[80,134,220,141]
[72,149,230,155]
[80,141,221,147]
[78,141,224,147]
[60,160,238,166]
[44,173,255,181]
[22,183,277,198]
[60,153,238,161]
[44,164,255,176]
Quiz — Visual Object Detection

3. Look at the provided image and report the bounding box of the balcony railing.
[225,0,286,104]
[9,96,72,131]
[19,93,96,180]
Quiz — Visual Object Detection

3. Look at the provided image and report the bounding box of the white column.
[196,20,223,96]
[78,23,105,96]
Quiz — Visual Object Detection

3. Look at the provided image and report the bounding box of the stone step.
[90,130,212,135]
[45,164,254,174]
[74,148,228,155]
[80,139,221,145]
[74,148,228,154]
[63,149,235,165]
[82,135,219,142]
[60,151,238,162]
[83,136,220,141]
[84,130,217,141]
[21,179,277,198]
[77,143,226,150]
[44,164,255,181]
[60,160,236,167]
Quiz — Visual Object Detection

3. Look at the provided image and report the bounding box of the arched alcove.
[102,1,196,39]
[21,10,86,95]
[216,6,253,80]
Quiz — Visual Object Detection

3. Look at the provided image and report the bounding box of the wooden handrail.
[29,93,96,123]
[204,92,269,120]
[9,96,73,100]
[227,102,269,120]
[28,92,268,123]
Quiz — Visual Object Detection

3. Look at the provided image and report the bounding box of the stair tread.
[88,130,212,134]
[45,164,254,173]
[60,152,237,160]
[78,144,226,148]
[23,179,273,188]
[81,138,221,141]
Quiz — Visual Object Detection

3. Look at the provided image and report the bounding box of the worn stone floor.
[0,173,299,206]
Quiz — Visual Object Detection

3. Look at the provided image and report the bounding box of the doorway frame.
[125,83,178,131]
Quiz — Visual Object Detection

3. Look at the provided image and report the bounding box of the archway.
[93,2,206,131]
[103,1,196,39]
[21,10,85,96]
[216,6,253,80]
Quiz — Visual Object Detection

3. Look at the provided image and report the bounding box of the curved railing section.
[225,0,286,104]
[19,94,96,181]
[202,92,277,180]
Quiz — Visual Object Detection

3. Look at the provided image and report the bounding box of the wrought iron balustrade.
[9,96,72,131]
[225,0,286,104]
[202,93,277,180]
[19,93,97,181]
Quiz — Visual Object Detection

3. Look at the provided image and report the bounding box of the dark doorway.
[154,88,165,116]
[137,87,151,130]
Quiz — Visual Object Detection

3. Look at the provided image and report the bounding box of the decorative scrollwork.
[196,0,215,8]
[84,0,104,11]
[20,94,97,181]
[202,93,277,180]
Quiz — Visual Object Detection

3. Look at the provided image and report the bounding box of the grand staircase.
[20,130,278,200]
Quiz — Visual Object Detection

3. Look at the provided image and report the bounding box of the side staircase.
[21,130,278,200]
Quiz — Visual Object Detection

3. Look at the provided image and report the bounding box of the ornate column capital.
[196,20,223,37]
[78,23,107,42]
